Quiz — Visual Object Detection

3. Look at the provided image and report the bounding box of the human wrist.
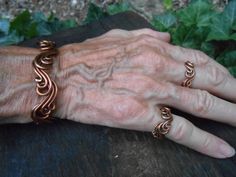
[0,47,40,123]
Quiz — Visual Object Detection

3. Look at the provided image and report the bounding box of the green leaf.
[10,10,31,33]
[0,19,10,34]
[32,12,47,22]
[230,33,236,40]
[25,22,38,38]
[152,12,177,31]
[172,25,196,47]
[207,1,236,41]
[228,66,236,77]
[0,31,24,46]
[207,15,230,41]
[233,23,236,30]
[200,42,215,57]
[177,0,213,27]
[163,0,173,10]
[83,3,108,24]
[60,19,77,29]
[9,10,38,39]
[223,1,236,26]
[107,2,130,15]
[216,50,236,67]
[36,22,52,36]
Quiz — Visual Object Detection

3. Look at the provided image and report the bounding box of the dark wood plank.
[0,11,235,177]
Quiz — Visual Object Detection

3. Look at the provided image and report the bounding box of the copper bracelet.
[152,107,173,139]
[31,40,58,124]
[182,61,195,88]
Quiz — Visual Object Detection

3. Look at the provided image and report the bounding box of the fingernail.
[220,143,235,157]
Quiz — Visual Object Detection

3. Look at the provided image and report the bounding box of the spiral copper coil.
[182,61,195,88]
[152,107,173,139]
[31,40,58,124]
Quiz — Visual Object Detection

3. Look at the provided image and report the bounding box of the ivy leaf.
[163,0,173,10]
[9,10,38,39]
[207,15,230,41]
[83,3,108,24]
[230,33,236,40]
[172,25,195,47]
[228,66,236,77]
[233,23,236,30]
[25,22,38,38]
[0,31,23,46]
[200,42,215,57]
[152,12,177,31]
[207,0,236,41]
[0,19,10,34]
[32,12,47,22]
[60,19,77,29]
[177,0,213,27]
[216,50,236,67]
[106,2,130,15]
[10,10,31,34]
[36,23,52,36]
[224,1,236,27]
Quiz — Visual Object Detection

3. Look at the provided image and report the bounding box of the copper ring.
[152,107,173,139]
[31,40,58,124]
[182,61,195,88]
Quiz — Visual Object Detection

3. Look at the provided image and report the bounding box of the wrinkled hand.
[55,29,236,158]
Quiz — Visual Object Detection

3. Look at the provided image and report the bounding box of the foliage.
[0,2,130,45]
[83,2,131,24]
[152,0,236,77]
[163,0,173,10]
[0,10,77,46]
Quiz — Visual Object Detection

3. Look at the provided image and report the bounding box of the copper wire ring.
[31,40,58,124]
[152,107,173,139]
[182,61,195,88]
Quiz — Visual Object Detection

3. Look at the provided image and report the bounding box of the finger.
[106,72,236,126]
[131,28,171,42]
[163,114,235,158]
[121,33,226,69]
[125,46,236,102]
[160,84,236,126]
[190,65,236,101]
[85,28,171,44]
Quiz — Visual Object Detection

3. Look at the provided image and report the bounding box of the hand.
[55,28,236,158]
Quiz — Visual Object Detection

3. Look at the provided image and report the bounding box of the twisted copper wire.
[31,40,58,124]
[152,107,173,139]
[182,61,195,88]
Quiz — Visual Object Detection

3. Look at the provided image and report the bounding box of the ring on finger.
[182,61,195,88]
[152,107,173,139]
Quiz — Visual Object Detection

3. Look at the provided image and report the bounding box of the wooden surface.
[0,12,236,177]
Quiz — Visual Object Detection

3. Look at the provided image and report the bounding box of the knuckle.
[142,28,155,34]
[194,90,213,115]
[162,83,180,100]
[137,34,153,44]
[206,66,227,87]
[143,80,164,100]
[113,98,142,120]
[192,50,209,65]
[173,119,193,141]
[137,45,156,60]
[173,46,209,64]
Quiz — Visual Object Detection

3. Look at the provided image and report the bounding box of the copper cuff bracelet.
[31,40,58,124]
